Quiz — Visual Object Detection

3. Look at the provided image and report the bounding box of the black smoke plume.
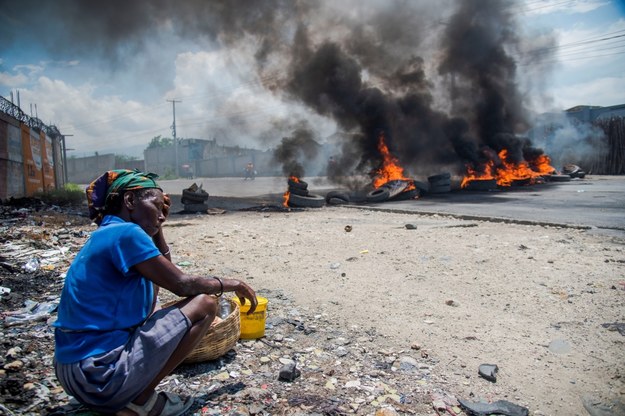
[2,0,555,183]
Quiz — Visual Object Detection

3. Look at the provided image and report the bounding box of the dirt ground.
[161,206,625,415]
[1,195,624,415]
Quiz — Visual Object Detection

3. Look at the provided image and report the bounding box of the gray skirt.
[54,307,191,412]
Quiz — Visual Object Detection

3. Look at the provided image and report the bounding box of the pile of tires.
[181,183,209,212]
[428,173,451,193]
[286,178,325,208]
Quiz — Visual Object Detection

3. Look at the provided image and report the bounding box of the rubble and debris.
[582,395,625,416]
[457,398,529,416]
[478,364,499,382]
[3,299,59,327]
[601,322,625,336]
[277,360,301,382]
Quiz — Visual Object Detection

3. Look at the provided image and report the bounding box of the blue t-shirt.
[54,215,161,363]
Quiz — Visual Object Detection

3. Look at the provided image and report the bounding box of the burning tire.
[381,180,409,199]
[390,188,420,201]
[366,187,391,202]
[464,179,497,191]
[325,191,350,205]
[288,193,325,208]
[288,178,308,190]
[549,174,572,182]
[288,186,309,197]
[511,178,532,187]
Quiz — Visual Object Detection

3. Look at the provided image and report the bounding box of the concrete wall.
[0,112,65,200]
[144,141,281,178]
[0,112,25,199]
[195,151,280,178]
[67,154,116,184]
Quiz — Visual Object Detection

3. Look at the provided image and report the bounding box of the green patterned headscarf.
[86,169,162,224]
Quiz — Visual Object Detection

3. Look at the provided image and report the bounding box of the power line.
[511,0,578,13]
[552,42,625,59]
[521,49,625,65]
[527,31,625,57]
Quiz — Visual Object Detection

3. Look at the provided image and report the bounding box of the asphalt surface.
[160,175,625,235]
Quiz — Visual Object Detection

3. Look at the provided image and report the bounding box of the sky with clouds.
[0,0,623,158]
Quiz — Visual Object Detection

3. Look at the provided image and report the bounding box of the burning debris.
[243,1,565,200]
[364,134,420,203]
[460,147,556,189]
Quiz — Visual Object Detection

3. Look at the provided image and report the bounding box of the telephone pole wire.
[167,99,182,177]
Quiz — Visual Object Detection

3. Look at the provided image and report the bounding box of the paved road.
[366,176,625,232]
[159,175,625,234]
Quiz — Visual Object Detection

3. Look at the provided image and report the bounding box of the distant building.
[565,103,625,123]
[144,138,278,178]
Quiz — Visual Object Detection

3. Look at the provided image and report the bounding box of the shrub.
[34,184,85,206]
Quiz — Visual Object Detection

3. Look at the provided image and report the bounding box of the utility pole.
[62,134,73,184]
[167,99,181,178]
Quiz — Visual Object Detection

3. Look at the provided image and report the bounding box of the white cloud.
[13,63,45,76]
[522,0,609,16]
[522,15,625,111]
[19,76,171,157]
[0,71,28,88]
[0,62,46,88]
[551,75,625,108]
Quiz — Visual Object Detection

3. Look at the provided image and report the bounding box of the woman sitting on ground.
[53,169,257,416]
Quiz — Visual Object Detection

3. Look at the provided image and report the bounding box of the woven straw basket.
[162,298,240,363]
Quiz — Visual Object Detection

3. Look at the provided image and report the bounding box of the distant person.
[181,164,194,179]
[327,156,338,177]
[244,162,256,180]
[53,169,258,415]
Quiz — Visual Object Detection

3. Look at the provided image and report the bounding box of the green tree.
[115,154,138,164]
[147,135,173,149]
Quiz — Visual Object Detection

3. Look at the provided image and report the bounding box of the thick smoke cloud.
[2,0,556,184]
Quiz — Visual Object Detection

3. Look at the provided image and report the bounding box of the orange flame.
[460,159,495,188]
[530,154,556,176]
[373,134,415,190]
[461,149,556,188]
[282,176,299,207]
